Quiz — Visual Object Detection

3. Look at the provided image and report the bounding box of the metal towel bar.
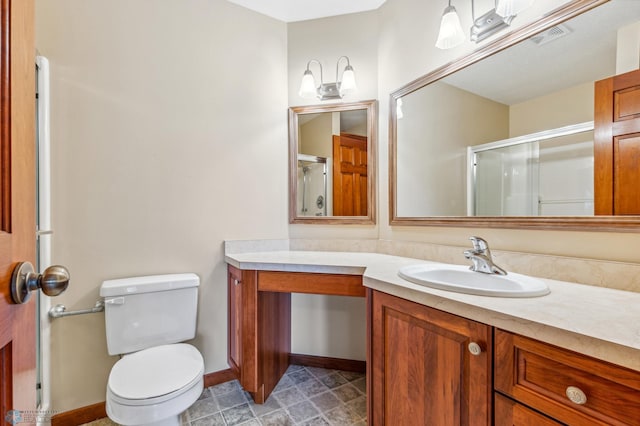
[49,300,104,319]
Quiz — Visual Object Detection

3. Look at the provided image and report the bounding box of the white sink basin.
[398,263,550,298]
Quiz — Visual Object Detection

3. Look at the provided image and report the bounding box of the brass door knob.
[11,262,70,304]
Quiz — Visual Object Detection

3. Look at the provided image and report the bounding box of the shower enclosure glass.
[297,155,329,216]
[469,122,594,216]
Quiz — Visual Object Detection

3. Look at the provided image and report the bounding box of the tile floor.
[82,364,367,425]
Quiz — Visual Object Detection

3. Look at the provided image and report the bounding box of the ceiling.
[442,0,640,105]
[226,0,387,22]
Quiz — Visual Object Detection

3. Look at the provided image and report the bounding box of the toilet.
[100,273,204,426]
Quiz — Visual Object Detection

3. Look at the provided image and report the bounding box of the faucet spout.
[464,237,507,275]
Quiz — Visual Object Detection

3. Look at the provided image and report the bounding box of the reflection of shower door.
[332,134,367,216]
[297,155,328,216]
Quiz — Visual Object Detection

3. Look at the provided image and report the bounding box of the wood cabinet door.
[369,290,492,426]
[594,68,640,215]
[0,0,37,419]
[227,265,243,376]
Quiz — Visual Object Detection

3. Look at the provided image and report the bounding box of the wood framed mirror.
[390,0,640,231]
[289,100,377,224]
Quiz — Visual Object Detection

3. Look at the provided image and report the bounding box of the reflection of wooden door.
[1,0,37,420]
[332,133,367,216]
[594,69,640,215]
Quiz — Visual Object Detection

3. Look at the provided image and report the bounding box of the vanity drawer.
[494,329,640,426]
[494,393,561,426]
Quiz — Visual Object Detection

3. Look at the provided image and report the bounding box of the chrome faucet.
[463,236,507,275]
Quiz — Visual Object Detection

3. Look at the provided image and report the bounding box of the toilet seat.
[108,343,204,406]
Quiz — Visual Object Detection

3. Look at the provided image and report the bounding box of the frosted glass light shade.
[339,65,357,96]
[496,0,534,17]
[435,5,465,50]
[299,70,318,99]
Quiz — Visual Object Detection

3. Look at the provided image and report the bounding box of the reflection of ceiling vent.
[529,24,572,46]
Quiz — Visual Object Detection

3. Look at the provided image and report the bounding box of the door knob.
[11,262,70,304]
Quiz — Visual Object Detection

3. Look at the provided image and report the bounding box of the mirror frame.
[388,0,640,232]
[289,100,378,224]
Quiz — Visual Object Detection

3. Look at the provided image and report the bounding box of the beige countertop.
[225,249,640,372]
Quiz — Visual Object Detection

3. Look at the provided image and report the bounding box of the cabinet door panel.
[228,266,243,374]
[370,290,491,426]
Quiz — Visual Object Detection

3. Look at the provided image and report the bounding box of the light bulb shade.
[299,70,318,99]
[339,65,357,96]
[496,0,534,17]
[435,5,465,50]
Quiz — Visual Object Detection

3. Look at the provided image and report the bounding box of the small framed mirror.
[289,100,377,224]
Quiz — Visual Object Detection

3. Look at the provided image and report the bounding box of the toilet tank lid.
[100,273,199,297]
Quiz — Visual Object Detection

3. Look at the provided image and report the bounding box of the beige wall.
[509,82,594,137]
[36,0,288,411]
[299,113,333,158]
[396,81,509,216]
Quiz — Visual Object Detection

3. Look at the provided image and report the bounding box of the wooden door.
[594,68,640,215]
[332,133,368,216]
[0,0,37,420]
[369,290,492,425]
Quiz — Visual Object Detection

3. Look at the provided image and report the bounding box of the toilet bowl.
[106,344,204,426]
[100,274,204,426]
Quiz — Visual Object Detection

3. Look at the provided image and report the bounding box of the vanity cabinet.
[368,290,493,425]
[227,264,365,403]
[494,329,640,426]
[227,265,291,404]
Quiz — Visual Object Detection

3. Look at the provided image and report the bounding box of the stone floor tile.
[287,400,320,423]
[260,409,295,426]
[333,383,361,403]
[221,403,256,425]
[216,388,247,410]
[189,412,226,426]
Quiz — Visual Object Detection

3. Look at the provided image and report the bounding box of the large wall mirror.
[390,0,640,231]
[289,100,377,224]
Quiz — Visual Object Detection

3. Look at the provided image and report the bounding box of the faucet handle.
[469,236,488,251]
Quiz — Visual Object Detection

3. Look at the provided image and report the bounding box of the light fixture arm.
[305,59,324,86]
[335,56,351,84]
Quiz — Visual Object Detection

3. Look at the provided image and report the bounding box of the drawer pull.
[234,279,240,286]
[468,342,482,356]
[566,386,587,405]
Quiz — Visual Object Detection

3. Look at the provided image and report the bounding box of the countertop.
[225,250,640,372]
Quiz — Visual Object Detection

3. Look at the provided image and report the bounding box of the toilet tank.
[100,273,199,355]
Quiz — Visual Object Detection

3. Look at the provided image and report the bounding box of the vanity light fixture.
[298,56,358,101]
[496,0,534,17]
[435,0,535,49]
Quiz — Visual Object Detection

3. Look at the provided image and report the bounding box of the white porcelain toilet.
[100,273,204,426]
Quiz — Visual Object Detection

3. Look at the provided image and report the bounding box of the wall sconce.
[298,56,358,101]
[436,0,534,49]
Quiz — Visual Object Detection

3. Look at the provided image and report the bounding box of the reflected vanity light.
[436,0,534,49]
[298,56,358,101]
[396,98,404,119]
